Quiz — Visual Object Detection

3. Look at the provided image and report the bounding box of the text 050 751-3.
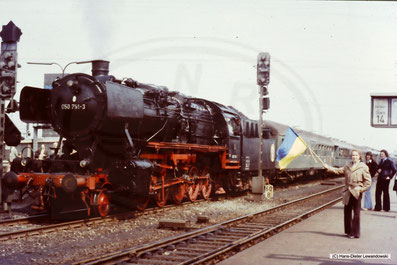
[61,104,86,110]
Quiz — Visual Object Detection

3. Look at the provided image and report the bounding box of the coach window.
[245,122,249,137]
[232,118,241,135]
[254,123,258,137]
[226,116,241,136]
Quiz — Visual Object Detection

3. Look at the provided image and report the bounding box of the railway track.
[0,213,48,227]
[74,184,344,265]
[0,214,50,235]
[0,195,223,241]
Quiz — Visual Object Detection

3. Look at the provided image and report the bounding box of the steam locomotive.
[2,60,373,218]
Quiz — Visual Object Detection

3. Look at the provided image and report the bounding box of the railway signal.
[257,52,270,86]
[254,52,271,201]
[0,21,22,211]
[0,21,22,99]
[257,53,270,112]
[257,52,270,112]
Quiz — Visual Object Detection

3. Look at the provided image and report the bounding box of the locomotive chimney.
[91,60,110,77]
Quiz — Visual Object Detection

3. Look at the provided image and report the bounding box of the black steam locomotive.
[3,60,368,217]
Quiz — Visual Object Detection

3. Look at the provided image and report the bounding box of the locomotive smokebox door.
[50,74,106,138]
[105,82,144,119]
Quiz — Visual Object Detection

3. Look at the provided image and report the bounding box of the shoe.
[347,235,354,239]
[362,208,368,211]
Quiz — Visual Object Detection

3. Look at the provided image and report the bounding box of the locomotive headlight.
[66,80,75,87]
[80,159,90,168]
[67,80,81,94]
[21,158,28,167]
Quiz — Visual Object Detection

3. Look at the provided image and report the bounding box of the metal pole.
[258,85,263,178]
[0,100,5,208]
[33,126,38,156]
[251,84,265,201]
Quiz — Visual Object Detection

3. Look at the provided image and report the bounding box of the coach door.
[225,115,241,164]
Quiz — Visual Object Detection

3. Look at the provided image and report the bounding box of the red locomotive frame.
[10,141,241,217]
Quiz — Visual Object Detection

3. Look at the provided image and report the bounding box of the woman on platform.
[324,149,371,239]
[363,152,378,210]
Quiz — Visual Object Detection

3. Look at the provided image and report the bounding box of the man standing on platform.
[374,149,395,212]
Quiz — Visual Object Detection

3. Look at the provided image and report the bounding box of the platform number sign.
[371,95,397,128]
[372,98,388,125]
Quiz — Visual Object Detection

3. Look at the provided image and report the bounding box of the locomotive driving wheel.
[200,167,212,199]
[93,189,110,217]
[171,183,186,205]
[186,167,200,202]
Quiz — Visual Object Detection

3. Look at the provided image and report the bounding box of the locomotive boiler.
[4,60,257,217]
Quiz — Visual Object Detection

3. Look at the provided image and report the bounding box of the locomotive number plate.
[61,103,86,110]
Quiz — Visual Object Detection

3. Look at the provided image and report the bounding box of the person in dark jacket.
[363,151,378,210]
[374,149,396,212]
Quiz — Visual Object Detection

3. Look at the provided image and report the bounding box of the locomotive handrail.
[146,141,226,152]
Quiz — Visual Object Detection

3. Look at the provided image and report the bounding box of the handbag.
[393,174,397,191]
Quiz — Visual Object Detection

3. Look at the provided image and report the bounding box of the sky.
[1,0,397,153]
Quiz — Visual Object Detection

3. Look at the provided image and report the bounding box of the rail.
[75,185,344,265]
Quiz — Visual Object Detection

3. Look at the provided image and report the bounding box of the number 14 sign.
[371,94,397,128]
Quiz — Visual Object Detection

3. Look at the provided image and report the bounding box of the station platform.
[219,181,397,265]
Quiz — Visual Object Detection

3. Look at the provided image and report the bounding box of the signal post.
[0,21,22,210]
[252,52,271,201]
